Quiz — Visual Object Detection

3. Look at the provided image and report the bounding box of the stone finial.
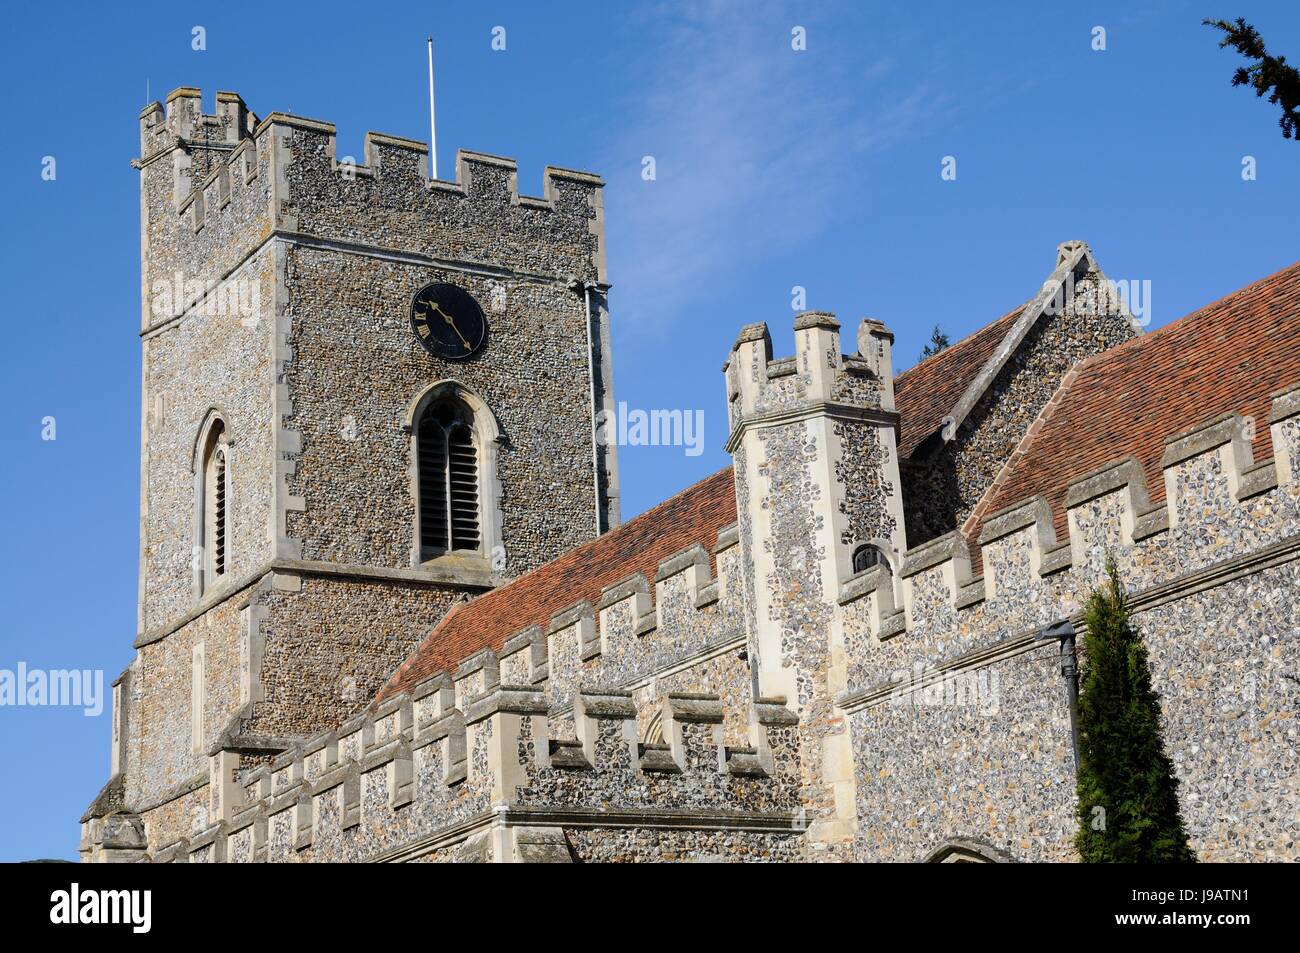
[1056,239,1090,268]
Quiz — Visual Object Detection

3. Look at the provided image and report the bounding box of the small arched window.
[418,396,481,557]
[198,418,230,593]
[852,543,890,575]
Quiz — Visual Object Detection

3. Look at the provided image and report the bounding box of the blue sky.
[0,0,1297,860]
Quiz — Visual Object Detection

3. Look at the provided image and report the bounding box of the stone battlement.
[375,525,748,728]
[724,314,897,446]
[836,382,1300,697]
[136,88,607,321]
[127,682,800,862]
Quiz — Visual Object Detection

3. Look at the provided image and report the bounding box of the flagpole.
[426,37,438,180]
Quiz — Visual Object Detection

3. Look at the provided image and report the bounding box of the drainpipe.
[1036,618,1081,770]
[570,278,603,536]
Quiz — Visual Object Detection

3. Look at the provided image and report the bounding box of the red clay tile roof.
[894,305,1026,459]
[376,466,737,701]
[970,260,1300,547]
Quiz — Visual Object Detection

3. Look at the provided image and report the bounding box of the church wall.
[843,400,1300,861]
[281,245,599,576]
[247,572,465,739]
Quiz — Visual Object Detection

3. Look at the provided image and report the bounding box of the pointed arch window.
[418,396,482,556]
[406,381,503,571]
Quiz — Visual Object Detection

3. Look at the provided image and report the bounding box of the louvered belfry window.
[201,421,228,592]
[210,447,227,576]
[419,399,481,556]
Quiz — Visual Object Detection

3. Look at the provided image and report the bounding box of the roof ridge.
[895,303,1025,382]
[1090,258,1300,362]
[964,255,1300,564]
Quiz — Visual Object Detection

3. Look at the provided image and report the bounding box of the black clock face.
[410,283,487,360]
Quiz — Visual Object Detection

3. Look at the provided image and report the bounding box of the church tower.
[83,88,619,857]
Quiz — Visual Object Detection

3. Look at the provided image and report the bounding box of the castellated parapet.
[86,492,780,859]
[835,388,1300,672]
[836,382,1300,862]
[137,87,606,323]
[85,671,802,863]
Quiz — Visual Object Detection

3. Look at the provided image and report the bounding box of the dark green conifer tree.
[1074,563,1196,862]
[1205,18,1300,140]
[919,325,950,361]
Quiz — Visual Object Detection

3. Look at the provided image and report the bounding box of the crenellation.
[269,745,304,794]
[545,604,595,708]
[662,692,726,774]
[654,543,712,623]
[453,648,501,710]
[301,730,338,780]
[241,765,271,805]
[1272,397,1300,489]
[336,712,367,763]
[838,562,904,642]
[372,693,414,747]
[140,678,799,862]
[153,839,189,865]
[574,688,639,770]
[188,821,225,863]
[977,495,1067,595]
[412,672,456,729]
[498,625,547,685]
[899,530,974,622]
[413,704,468,788]
[597,574,652,662]
[724,313,888,426]
[834,391,1300,670]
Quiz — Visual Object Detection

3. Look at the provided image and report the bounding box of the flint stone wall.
[845,408,1300,861]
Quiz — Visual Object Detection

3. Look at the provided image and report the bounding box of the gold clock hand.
[430,302,472,350]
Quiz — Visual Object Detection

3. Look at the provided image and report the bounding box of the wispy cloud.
[600,0,952,335]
